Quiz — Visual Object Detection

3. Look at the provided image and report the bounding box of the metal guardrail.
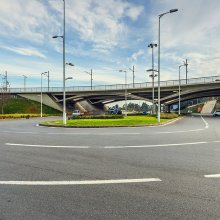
[1,75,220,93]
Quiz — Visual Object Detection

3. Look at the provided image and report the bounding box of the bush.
[160,113,178,119]
[69,115,124,120]
[0,114,53,119]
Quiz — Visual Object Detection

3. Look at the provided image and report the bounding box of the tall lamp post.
[148,43,157,114]
[119,69,127,116]
[147,69,158,114]
[52,0,66,124]
[158,8,178,122]
[178,63,186,115]
[84,69,93,90]
[22,75,27,91]
[40,72,48,117]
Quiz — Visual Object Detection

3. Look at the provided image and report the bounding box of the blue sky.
[1,0,220,89]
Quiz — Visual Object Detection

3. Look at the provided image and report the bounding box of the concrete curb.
[38,117,183,128]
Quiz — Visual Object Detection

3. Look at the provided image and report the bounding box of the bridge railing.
[2,75,220,93]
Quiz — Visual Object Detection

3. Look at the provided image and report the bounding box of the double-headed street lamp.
[147,69,158,114]
[119,69,127,116]
[40,72,48,117]
[52,0,66,124]
[158,8,178,122]
[148,43,157,114]
[84,69,93,90]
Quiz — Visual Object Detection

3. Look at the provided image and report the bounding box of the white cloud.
[130,49,145,61]
[0,0,61,43]
[147,0,220,78]
[0,45,46,58]
[50,0,144,51]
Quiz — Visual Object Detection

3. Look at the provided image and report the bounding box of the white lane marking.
[5,143,89,149]
[150,117,182,127]
[4,131,38,134]
[45,132,137,135]
[204,174,220,178]
[157,128,204,134]
[5,141,215,149]
[0,178,161,185]
[201,116,209,129]
[157,116,209,134]
[104,142,208,149]
[1,130,140,135]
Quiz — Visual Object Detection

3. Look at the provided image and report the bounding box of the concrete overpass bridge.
[3,75,220,113]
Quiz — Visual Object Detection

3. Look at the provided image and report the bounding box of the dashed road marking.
[204,174,220,178]
[0,178,162,185]
[104,142,208,149]
[157,128,204,134]
[5,143,89,149]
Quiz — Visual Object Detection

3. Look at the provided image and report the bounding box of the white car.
[213,110,220,117]
[72,110,82,116]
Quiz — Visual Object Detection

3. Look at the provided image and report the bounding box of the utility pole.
[5,71,8,91]
[185,59,188,84]
[132,65,135,88]
[1,71,9,114]
[129,65,135,88]
[47,71,50,91]
[90,69,93,90]
[22,75,27,91]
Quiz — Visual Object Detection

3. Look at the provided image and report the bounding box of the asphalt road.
[0,116,220,220]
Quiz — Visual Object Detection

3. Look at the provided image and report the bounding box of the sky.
[1,0,220,89]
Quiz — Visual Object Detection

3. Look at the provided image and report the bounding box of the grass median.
[41,115,175,127]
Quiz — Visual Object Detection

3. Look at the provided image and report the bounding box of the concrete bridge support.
[18,94,107,114]
[18,94,63,112]
[74,100,107,114]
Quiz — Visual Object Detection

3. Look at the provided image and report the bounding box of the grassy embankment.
[0,98,61,119]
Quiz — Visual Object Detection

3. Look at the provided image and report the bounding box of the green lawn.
[42,116,171,127]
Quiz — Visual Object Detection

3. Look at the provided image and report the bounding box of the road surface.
[0,116,220,219]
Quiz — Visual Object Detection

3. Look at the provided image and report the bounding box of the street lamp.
[66,62,74,67]
[178,63,186,115]
[52,0,66,124]
[147,69,158,114]
[40,72,48,117]
[148,43,157,114]
[84,69,93,90]
[158,8,178,122]
[119,69,127,116]
[65,77,73,81]
[41,71,49,91]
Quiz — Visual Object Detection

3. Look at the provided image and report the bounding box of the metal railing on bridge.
[1,75,220,93]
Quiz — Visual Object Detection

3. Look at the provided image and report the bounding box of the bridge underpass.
[3,75,220,113]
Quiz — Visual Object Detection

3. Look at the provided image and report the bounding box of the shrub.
[160,113,178,119]
[69,115,124,120]
[0,114,50,119]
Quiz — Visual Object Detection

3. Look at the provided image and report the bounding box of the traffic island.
[39,114,181,128]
